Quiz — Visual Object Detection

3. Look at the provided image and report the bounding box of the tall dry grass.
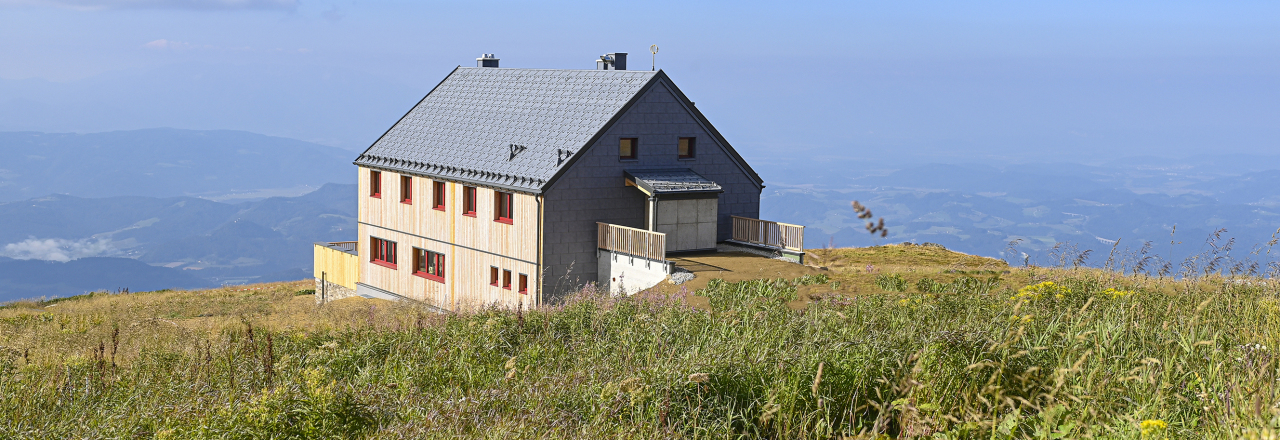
[1,268,1278,438]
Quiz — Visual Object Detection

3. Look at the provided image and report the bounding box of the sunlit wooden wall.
[357,166,541,310]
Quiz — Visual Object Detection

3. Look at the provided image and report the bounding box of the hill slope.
[1,249,1275,438]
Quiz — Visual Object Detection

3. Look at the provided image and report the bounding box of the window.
[502,269,512,290]
[490,266,500,286]
[369,170,382,198]
[619,138,638,160]
[400,175,412,204]
[494,191,513,224]
[370,237,396,269]
[518,273,528,295]
[433,181,446,211]
[678,137,696,159]
[412,248,445,282]
[463,186,477,217]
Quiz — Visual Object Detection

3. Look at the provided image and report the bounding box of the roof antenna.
[650,44,659,71]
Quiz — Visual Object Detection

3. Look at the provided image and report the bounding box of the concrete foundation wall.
[597,249,671,296]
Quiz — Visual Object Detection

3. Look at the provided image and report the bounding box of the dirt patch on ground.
[658,251,825,293]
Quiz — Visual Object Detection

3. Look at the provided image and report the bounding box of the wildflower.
[1015,281,1061,300]
[1141,419,1168,437]
[1103,288,1134,298]
[688,373,710,383]
[1009,314,1034,324]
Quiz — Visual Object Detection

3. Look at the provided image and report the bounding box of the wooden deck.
[661,251,822,293]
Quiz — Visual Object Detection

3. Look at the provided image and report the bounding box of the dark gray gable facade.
[541,78,763,296]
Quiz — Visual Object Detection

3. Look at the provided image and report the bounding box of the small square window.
[463,186,477,217]
[502,269,512,290]
[490,266,500,286]
[518,273,528,295]
[619,138,638,160]
[369,170,382,198]
[678,137,696,159]
[433,181,446,211]
[400,175,412,204]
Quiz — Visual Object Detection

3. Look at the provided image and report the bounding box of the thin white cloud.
[2,237,114,262]
[0,0,297,11]
[143,39,197,50]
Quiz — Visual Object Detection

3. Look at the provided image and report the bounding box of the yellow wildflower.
[1103,288,1135,298]
[1140,419,1168,437]
[1015,281,1066,300]
[1009,314,1034,324]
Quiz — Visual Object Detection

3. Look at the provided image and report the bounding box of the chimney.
[595,52,627,70]
[476,53,499,68]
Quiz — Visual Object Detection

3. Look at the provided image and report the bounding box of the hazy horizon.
[2,1,1276,168]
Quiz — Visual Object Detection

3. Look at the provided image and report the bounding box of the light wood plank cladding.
[313,244,358,289]
[358,166,540,310]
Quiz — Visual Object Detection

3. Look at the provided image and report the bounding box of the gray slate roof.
[355,67,660,192]
[624,169,722,195]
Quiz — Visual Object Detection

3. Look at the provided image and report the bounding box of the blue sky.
[1,1,1277,171]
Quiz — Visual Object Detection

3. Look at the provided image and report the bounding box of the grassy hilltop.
[1,244,1279,439]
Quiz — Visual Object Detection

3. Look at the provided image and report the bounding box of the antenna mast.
[650,45,659,71]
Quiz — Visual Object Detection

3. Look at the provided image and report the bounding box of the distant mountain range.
[0,128,355,202]
[0,128,362,301]
[1,127,1278,301]
[0,183,356,301]
[0,256,215,300]
[761,158,1280,273]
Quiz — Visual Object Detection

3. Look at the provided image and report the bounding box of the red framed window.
[490,266,500,286]
[619,138,638,160]
[518,273,528,295]
[463,186,477,217]
[502,269,512,290]
[400,175,412,204]
[678,137,696,159]
[412,248,445,282]
[433,181,446,211]
[370,236,396,269]
[494,191,513,224]
[369,170,382,198]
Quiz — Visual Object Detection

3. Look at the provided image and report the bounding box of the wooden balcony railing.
[597,222,666,261]
[731,216,805,251]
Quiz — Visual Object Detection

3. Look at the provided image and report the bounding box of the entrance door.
[652,196,718,252]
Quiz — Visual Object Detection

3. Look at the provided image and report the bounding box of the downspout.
[647,196,658,231]
[449,182,457,310]
[536,195,544,308]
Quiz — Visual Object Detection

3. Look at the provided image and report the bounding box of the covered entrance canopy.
[624,169,722,252]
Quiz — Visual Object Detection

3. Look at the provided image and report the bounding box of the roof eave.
[355,159,545,195]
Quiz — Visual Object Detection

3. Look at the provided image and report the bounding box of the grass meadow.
[1,246,1279,438]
